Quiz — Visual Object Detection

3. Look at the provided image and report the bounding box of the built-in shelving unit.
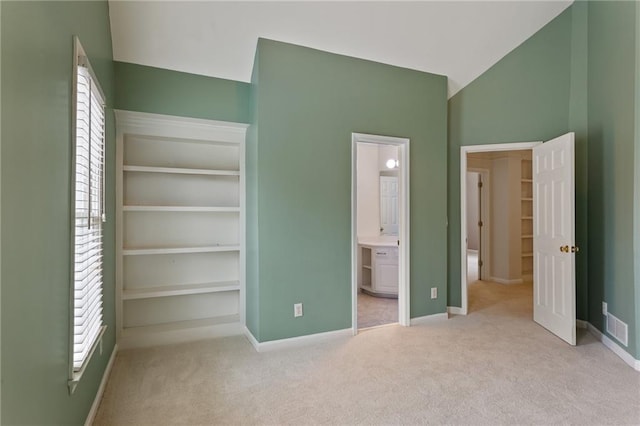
[115,110,247,349]
[521,157,533,282]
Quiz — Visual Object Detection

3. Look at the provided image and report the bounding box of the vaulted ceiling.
[109,1,573,97]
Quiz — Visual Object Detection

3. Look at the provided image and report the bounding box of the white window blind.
[72,53,106,372]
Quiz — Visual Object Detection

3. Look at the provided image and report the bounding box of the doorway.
[460,142,541,315]
[351,133,410,332]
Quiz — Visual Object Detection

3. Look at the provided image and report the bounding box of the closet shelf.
[521,234,533,239]
[123,245,240,256]
[521,197,533,201]
[123,165,240,176]
[122,314,241,337]
[123,205,240,212]
[521,179,533,183]
[522,252,534,257]
[123,281,240,300]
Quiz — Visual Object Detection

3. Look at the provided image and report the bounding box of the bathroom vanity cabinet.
[359,240,399,298]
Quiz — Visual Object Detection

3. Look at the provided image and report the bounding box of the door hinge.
[478,220,483,227]
[478,181,483,188]
[478,260,483,267]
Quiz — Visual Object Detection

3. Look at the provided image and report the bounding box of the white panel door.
[380,176,399,235]
[533,132,576,345]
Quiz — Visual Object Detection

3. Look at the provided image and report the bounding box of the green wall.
[450,1,640,359]
[114,61,250,123]
[248,39,448,342]
[1,1,115,424]
[448,6,590,318]
[587,0,638,358]
[246,47,261,338]
[635,1,640,360]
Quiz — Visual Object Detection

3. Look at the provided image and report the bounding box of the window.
[69,37,106,389]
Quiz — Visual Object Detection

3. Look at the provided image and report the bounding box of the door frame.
[466,168,491,281]
[352,133,410,332]
[459,142,541,315]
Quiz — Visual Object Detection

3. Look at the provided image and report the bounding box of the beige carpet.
[94,282,640,425]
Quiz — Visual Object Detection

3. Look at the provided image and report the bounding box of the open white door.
[533,132,576,345]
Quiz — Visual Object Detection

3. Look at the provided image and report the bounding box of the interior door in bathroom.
[380,176,399,236]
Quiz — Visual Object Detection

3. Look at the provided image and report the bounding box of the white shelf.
[123,245,240,256]
[123,205,239,212]
[123,314,240,334]
[116,111,246,348]
[123,281,240,300]
[124,165,239,176]
[362,265,372,270]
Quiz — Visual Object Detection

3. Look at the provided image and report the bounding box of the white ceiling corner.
[108,1,573,98]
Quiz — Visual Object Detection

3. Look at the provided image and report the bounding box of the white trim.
[244,327,352,353]
[489,277,523,285]
[243,326,260,351]
[239,140,246,327]
[447,306,464,315]
[352,133,411,332]
[114,110,248,143]
[459,142,542,316]
[586,323,640,371]
[410,313,448,325]
[84,344,118,426]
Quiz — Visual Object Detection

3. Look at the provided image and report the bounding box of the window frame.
[68,36,107,393]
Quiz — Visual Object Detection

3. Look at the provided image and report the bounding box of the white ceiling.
[109,1,572,97]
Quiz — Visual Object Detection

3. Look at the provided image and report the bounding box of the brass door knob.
[560,245,579,253]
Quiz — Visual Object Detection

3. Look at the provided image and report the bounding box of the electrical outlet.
[294,303,303,317]
[430,287,437,299]
[602,301,608,316]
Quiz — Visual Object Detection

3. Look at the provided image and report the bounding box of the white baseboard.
[243,326,260,351]
[410,313,448,325]
[84,344,118,426]
[244,327,352,353]
[586,323,640,371]
[447,306,466,316]
[490,276,523,285]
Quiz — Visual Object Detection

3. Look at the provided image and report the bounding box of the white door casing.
[352,133,410,330]
[459,142,541,315]
[533,132,576,345]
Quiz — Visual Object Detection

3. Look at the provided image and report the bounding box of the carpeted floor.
[94,281,640,425]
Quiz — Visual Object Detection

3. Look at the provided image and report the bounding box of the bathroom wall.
[357,143,381,238]
[357,143,400,239]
